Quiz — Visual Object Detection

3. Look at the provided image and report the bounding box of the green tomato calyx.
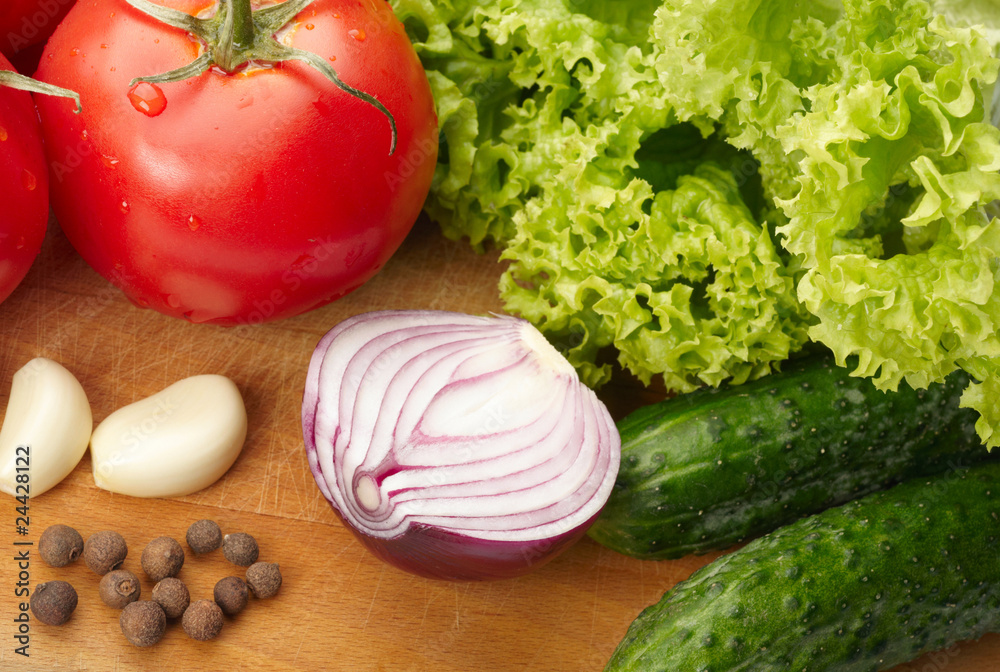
[0,70,81,113]
[123,0,398,154]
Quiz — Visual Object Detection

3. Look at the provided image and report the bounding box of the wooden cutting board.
[0,216,996,672]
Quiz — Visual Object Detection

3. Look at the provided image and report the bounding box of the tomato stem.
[217,0,256,72]
[123,0,399,154]
[0,69,81,112]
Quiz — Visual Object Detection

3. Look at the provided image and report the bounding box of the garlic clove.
[90,374,247,498]
[0,358,94,498]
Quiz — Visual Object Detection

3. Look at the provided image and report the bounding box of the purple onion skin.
[302,310,621,582]
[329,504,597,581]
[304,348,603,581]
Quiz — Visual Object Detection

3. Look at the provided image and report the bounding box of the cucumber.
[605,461,1000,672]
[587,356,988,560]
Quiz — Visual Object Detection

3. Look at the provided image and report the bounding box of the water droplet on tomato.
[345,244,366,267]
[128,82,167,117]
[328,55,337,62]
[21,170,37,191]
[70,48,80,56]
[100,44,109,49]
[305,23,315,30]
[187,215,201,231]
[80,129,88,140]
[15,236,25,250]
[333,12,340,18]
[101,155,119,169]
[348,29,366,41]
[250,173,267,207]
[291,254,317,271]
[313,96,331,115]
[120,201,130,214]
[0,126,7,142]
[154,38,160,44]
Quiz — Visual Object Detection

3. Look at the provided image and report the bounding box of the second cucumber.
[605,460,1000,671]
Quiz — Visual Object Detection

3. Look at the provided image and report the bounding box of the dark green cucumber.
[588,356,988,560]
[605,460,1000,672]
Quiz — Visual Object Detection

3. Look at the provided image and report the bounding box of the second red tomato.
[0,53,48,304]
[0,0,75,67]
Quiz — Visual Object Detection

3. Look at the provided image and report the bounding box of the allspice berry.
[222,532,258,566]
[120,601,166,647]
[152,577,190,619]
[99,569,141,609]
[83,530,128,575]
[38,524,84,568]
[245,562,282,599]
[186,519,222,554]
[182,600,224,641]
[141,536,185,582]
[213,576,249,616]
[30,581,78,625]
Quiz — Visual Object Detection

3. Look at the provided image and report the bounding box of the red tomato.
[34,0,438,325]
[0,0,75,61]
[0,53,48,304]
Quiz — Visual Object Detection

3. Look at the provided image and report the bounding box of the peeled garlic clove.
[91,375,247,498]
[0,358,93,498]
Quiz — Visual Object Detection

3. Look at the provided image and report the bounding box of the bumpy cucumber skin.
[605,462,1000,672]
[587,357,986,560]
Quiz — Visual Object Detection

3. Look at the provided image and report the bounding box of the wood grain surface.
[0,216,996,672]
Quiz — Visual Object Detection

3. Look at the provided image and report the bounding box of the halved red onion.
[301,310,620,581]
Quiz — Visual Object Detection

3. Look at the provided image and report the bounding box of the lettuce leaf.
[501,163,812,391]
[390,0,661,249]
[391,0,1000,448]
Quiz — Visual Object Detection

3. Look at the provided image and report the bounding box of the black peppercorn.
[245,562,282,599]
[120,601,166,647]
[30,581,78,625]
[222,532,258,566]
[38,524,84,568]
[151,577,190,619]
[83,530,128,575]
[186,519,222,554]
[140,536,185,582]
[182,600,224,641]
[99,569,141,609]
[213,576,249,616]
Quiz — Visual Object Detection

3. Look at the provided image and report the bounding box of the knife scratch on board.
[453,582,465,632]
[328,537,357,563]
[361,564,387,632]
[291,631,307,665]
[417,584,435,634]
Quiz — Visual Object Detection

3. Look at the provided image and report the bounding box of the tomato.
[0,53,48,305]
[0,0,75,63]
[34,0,438,325]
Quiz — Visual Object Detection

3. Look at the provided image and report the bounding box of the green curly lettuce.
[501,163,811,392]
[651,0,1000,445]
[390,0,1000,447]
[934,0,1000,128]
[391,0,662,248]
[390,0,814,391]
